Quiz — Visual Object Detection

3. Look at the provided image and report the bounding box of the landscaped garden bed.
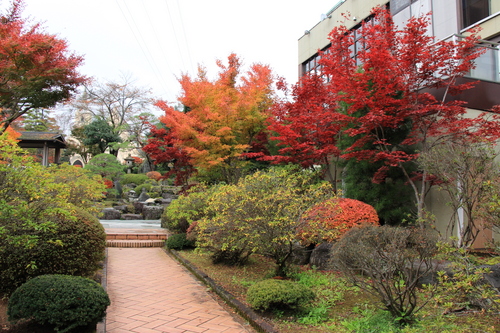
[175,249,500,333]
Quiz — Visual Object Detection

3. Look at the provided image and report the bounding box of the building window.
[301,18,375,77]
[390,0,419,15]
[302,47,329,77]
[462,0,490,28]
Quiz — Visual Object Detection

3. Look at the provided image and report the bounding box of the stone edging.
[96,247,108,333]
[165,248,279,333]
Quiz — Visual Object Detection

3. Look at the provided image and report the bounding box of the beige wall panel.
[298,0,388,64]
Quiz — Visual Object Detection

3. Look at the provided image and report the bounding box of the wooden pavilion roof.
[17,131,67,149]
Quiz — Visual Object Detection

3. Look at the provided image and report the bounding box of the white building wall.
[430,0,460,40]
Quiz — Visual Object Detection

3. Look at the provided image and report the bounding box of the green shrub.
[121,173,149,186]
[134,183,153,194]
[433,241,500,311]
[165,233,194,250]
[0,204,106,295]
[8,274,110,333]
[161,183,212,232]
[246,279,315,311]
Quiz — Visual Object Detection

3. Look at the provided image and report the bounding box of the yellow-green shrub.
[161,183,212,232]
[196,166,334,275]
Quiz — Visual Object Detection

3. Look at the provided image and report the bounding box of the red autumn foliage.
[142,114,196,188]
[267,7,500,218]
[262,75,343,188]
[132,156,143,165]
[102,178,114,189]
[0,0,87,133]
[298,198,379,245]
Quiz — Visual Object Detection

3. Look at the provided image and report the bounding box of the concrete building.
[298,0,500,246]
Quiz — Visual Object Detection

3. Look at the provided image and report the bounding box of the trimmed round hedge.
[0,203,106,295]
[8,274,110,333]
[246,279,315,311]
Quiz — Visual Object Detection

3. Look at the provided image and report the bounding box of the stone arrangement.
[100,185,178,221]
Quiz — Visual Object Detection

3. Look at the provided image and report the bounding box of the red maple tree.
[142,108,196,188]
[0,0,87,133]
[263,75,343,191]
[268,7,500,219]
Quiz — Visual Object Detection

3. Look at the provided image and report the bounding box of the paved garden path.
[105,247,255,333]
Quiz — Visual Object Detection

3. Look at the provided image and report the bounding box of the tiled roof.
[17,131,67,149]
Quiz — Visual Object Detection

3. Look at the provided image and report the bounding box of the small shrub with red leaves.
[298,198,379,245]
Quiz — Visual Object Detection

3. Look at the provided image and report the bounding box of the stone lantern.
[125,154,135,174]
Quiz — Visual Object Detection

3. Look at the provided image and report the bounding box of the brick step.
[106,240,166,248]
[106,233,168,240]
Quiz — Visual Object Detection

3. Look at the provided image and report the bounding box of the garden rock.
[416,260,450,286]
[133,201,145,215]
[137,188,150,202]
[113,205,128,213]
[309,242,333,270]
[143,206,164,220]
[101,208,121,220]
[157,198,172,205]
[481,264,500,289]
[290,243,314,265]
[122,214,143,220]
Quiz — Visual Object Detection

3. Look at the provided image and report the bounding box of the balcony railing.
[446,35,500,83]
[467,42,500,82]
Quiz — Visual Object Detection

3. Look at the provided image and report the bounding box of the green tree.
[64,125,101,164]
[341,159,415,225]
[84,153,124,180]
[83,119,122,156]
[73,75,152,156]
[21,109,59,132]
[0,133,105,213]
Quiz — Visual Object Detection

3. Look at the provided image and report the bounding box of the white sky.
[2,0,334,104]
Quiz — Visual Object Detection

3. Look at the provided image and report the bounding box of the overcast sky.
[2,0,336,104]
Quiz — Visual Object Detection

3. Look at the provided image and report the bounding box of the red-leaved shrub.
[146,171,162,181]
[102,178,114,189]
[298,198,379,245]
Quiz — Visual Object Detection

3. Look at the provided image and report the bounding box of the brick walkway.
[105,247,254,333]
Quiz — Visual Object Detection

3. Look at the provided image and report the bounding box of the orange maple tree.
[298,198,379,245]
[150,53,275,183]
